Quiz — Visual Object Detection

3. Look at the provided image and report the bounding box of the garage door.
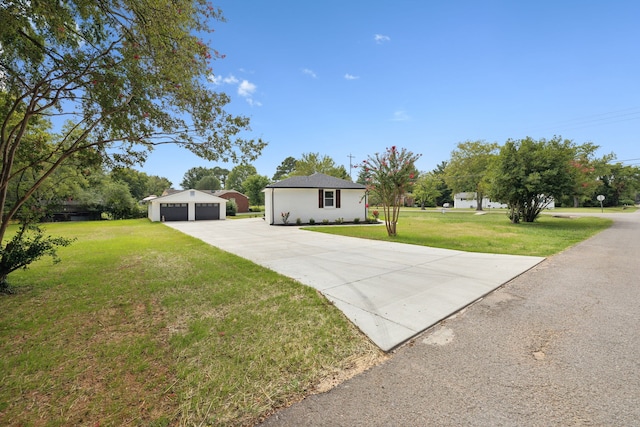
[195,203,220,220]
[160,203,188,221]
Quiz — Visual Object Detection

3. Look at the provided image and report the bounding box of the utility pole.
[348,153,356,180]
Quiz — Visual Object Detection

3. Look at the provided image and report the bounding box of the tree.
[413,172,442,209]
[272,156,297,181]
[1,1,266,286]
[363,146,420,236]
[181,167,209,189]
[226,164,257,191]
[432,161,453,207]
[564,143,614,208]
[596,163,640,206]
[111,168,171,200]
[101,181,137,219]
[489,136,576,223]
[444,141,499,211]
[243,174,271,206]
[194,175,221,191]
[291,153,350,179]
[145,175,173,197]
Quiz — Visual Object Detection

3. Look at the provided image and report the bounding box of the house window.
[324,191,334,207]
[318,189,341,208]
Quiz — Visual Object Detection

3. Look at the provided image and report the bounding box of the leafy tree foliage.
[180,166,230,190]
[290,153,349,179]
[444,140,499,211]
[195,175,221,191]
[564,143,614,208]
[413,172,442,209]
[432,161,453,207]
[243,174,271,205]
[594,163,640,206]
[1,0,265,285]
[226,164,257,191]
[111,168,171,200]
[489,136,576,223]
[363,146,420,236]
[272,156,297,181]
[0,223,74,293]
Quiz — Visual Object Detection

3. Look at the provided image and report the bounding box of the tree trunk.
[476,192,483,211]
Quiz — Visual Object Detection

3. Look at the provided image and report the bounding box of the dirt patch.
[313,351,389,394]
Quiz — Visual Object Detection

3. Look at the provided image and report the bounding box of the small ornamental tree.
[363,146,421,236]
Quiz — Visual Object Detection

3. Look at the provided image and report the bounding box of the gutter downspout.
[270,188,275,225]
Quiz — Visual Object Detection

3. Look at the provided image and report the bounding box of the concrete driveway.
[165,218,543,351]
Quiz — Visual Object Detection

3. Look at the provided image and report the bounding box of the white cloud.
[207,74,222,84]
[302,68,317,78]
[374,34,391,44]
[208,73,261,106]
[223,75,239,84]
[208,73,240,85]
[238,80,256,97]
[391,110,410,121]
[344,73,359,80]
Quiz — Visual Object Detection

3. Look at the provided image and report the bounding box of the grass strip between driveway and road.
[0,210,615,425]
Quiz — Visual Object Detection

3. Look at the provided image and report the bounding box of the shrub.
[335,217,343,224]
[309,218,315,225]
[226,200,237,216]
[353,218,360,224]
[295,218,301,225]
[322,219,329,225]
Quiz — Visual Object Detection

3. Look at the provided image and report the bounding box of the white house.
[263,173,367,225]
[453,192,554,209]
[146,189,227,222]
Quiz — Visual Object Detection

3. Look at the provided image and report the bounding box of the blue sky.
[142,0,640,187]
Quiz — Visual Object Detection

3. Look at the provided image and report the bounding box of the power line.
[522,107,640,136]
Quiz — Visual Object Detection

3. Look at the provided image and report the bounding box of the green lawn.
[0,220,382,427]
[307,209,613,257]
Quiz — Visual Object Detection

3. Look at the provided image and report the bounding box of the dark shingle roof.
[266,173,365,189]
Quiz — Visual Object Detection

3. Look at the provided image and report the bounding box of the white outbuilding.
[263,173,368,225]
[146,189,227,222]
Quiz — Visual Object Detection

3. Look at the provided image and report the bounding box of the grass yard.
[0,220,383,427]
[307,209,613,257]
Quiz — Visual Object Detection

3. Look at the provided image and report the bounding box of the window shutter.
[336,189,341,208]
[318,189,324,208]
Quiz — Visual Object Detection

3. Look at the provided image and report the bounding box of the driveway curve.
[165,218,542,351]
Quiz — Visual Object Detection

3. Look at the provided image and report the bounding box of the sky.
[141,0,640,187]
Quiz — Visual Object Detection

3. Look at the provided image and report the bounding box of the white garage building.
[147,189,227,222]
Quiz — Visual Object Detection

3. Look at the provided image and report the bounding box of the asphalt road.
[259,211,640,426]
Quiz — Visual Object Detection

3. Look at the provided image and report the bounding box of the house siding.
[264,188,367,225]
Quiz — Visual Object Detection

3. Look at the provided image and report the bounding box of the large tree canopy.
[0,0,265,227]
[444,140,499,211]
[489,136,576,223]
[290,153,349,179]
[0,1,265,288]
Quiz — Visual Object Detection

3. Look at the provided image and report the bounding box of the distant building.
[453,192,554,209]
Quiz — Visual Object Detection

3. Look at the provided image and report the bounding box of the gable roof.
[266,173,366,189]
[151,189,227,203]
[212,190,248,198]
